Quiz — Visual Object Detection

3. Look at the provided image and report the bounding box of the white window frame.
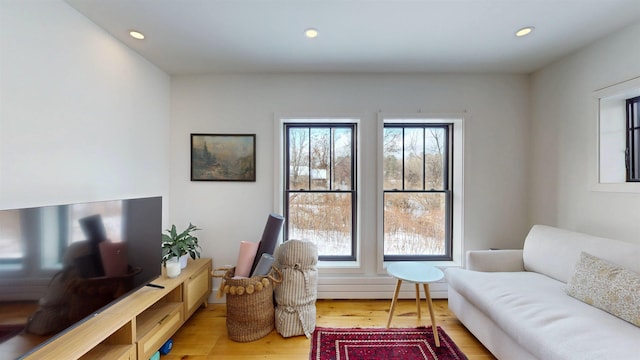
[377,114,464,272]
[592,76,640,193]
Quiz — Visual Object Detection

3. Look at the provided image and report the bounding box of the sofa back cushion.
[522,225,640,283]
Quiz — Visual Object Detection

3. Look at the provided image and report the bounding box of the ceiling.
[65,0,640,76]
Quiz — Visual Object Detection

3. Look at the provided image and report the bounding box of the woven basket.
[213,266,282,342]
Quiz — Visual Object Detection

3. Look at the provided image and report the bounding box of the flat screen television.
[0,196,162,358]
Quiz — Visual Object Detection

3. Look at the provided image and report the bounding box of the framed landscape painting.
[191,134,256,181]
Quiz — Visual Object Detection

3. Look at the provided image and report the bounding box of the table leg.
[423,283,440,347]
[415,283,421,319]
[386,279,403,328]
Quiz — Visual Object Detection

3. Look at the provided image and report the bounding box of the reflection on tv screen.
[0,196,161,356]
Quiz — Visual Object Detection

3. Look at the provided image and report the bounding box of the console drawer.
[137,303,182,360]
[185,265,210,317]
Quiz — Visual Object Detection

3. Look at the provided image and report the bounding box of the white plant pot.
[179,254,189,269]
[166,258,181,278]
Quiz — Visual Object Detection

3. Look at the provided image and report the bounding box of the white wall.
[530,22,640,243]
[0,1,171,215]
[170,73,530,297]
[9,0,636,300]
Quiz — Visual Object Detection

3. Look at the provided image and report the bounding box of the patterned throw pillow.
[565,251,640,327]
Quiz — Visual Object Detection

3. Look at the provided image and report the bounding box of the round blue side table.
[385,262,444,347]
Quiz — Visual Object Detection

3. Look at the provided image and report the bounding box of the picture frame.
[190,134,256,181]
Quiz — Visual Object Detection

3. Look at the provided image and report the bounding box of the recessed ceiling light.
[129,30,145,40]
[515,26,535,37]
[304,28,319,39]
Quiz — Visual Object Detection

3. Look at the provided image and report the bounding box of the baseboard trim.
[209,275,449,303]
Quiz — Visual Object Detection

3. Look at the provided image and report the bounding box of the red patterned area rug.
[310,326,468,360]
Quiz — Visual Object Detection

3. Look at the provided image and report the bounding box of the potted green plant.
[162,223,201,269]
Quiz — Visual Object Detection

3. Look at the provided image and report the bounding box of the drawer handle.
[158,314,171,324]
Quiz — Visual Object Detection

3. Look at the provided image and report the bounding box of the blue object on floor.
[159,339,173,355]
[150,351,160,360]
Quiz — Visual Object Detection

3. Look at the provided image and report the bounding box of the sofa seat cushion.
[446,269,640,360]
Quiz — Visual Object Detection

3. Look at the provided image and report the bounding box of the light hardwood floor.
[164,299,496,359]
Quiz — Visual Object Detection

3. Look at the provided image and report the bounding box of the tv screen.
[0,196,162,358]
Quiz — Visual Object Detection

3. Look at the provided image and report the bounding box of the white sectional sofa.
[446,225,640,360]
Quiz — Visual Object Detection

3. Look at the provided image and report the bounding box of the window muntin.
[626,96,640,182]
[284,123,357,261]
[383,124,452,261]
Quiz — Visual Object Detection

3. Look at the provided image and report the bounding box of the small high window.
[626,96,640,182]
[594,78,640,189]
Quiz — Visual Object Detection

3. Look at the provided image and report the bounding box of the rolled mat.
[235,241,259,277]
[250,213,284,274]
[251,253,275,277]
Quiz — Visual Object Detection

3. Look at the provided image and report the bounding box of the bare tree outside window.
[383,124,451,260]
[285,123,356,260]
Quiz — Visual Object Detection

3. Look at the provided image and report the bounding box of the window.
[626,96,640,182]
[284,122,357,261]
[383,122,452,261]
[594,77,640,190]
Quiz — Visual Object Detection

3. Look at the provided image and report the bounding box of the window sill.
[591,182,640,193]
[384,260,462,269]
[317,260,362,274]
[316,260,463,277]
